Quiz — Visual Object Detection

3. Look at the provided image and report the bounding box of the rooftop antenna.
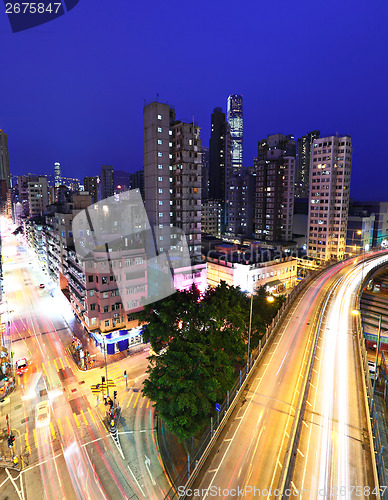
[156,93,159,102]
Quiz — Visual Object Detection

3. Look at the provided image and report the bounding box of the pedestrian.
[96,395,99,406]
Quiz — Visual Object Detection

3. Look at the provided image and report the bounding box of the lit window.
[159,212,163,217]
[158,127,162,132]
[158,176,162,181]
[169,130,172,135]
[158,164,163,169]
[158,140,162,145]
[158,152,162,157]
[157,114,162,120]
[159,201,163,205]
[158,188,163,193]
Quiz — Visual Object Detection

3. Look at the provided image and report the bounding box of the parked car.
[368,360,378,381]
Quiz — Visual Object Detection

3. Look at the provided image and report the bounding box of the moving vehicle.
[39,283,45,289]
[15,358,28,376]
[35,401,51,428]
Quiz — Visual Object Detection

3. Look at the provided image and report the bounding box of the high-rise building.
[201,199,222,237]
[129,170,144,199]
[255,134,296,242]
[227,95,243,171]
[226,168,256,238]
[307,135,352,261]
[84,176,98,203]
[100,165,114,200]
[0,130,11,190]
[143,101,203,262]
[201,146,209,201]
[54,162,61,187]
[295,130,320,198]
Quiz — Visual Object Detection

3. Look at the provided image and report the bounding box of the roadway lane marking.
[53,359,59,371]
[33,428,37,448]
[208,469,218,473]
[65,415,72,432]
[133,392,141,408]
[42,363,47,376]
[297,448,304,457]
[127,465,146,498]
[302,420,310,428]
[306,400,312,406]
[24,433,30,452]
[59,358,65,370]
[126,392,134,408]
[139,397,145,408]
[50,422,56,440]
[146,399,150,409]
[73,413,81,428]
[87,408,97,425]
[80,409,88,426]
[57,418,64,436]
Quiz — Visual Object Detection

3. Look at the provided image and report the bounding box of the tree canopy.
[136,282,284,440]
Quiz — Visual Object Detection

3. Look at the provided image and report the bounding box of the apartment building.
[307,135,352,261]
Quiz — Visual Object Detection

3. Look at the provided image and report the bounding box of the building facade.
[255,134,296,243]
[295,130,320,198]
[201,199,222,237]
[226,168,256,238]
[84,176,98,203]
[307,135,352,261]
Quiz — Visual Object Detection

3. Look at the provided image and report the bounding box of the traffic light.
[113,391,117,400]
[124,370,127,378]
[8,435,15,448]
[101,376,105,383]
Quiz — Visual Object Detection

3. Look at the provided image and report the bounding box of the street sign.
[91,380,116,394]
[216,403,221,412]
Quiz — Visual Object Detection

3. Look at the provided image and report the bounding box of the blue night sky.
[0,0,387,201]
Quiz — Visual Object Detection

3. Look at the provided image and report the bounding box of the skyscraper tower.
[54,162,61,187]
[227,95,243,171]
[295,130,320,198]
[0,130,11,190]
[307,135,352,262]
[255,134,296,242]
[100,165,114,200]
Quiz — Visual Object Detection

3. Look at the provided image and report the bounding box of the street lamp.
[352,309,382,402]
[247,293,274,374]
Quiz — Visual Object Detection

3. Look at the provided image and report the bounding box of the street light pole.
[104,339,109,398]
[247,293,253,374]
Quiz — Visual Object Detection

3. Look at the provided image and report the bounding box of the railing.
[354,258,388,500]
[161,259,336,499]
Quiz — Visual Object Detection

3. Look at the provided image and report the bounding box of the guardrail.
[163,260,337,499]
[354,257,388,500]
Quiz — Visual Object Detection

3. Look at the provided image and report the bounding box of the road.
[189,253,388,499]
[0,220,171,499]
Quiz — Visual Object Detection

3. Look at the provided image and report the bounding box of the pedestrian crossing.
[21,390,152,453]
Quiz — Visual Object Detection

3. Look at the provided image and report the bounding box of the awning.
[265,279,283,287]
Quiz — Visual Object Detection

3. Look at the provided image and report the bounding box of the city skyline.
[0,1,387,201]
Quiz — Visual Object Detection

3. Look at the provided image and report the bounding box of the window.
[159,212,163,217]
[157,114,162,120]
[90,304,96,311]
[105,320,109,327]
[102,292,108,299]
[158,177,162,181]
[101,277,107,284]
[88,275,94,282]
[158,127,162,132]
[159,201,163,205]
[158,164,163,169]
[158,152,162,157]
[89,290,95,297]
[158,189,163,193]
[158,140,162,145]
[104,306,109,313]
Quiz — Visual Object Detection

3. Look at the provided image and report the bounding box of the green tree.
[140,283,247,440]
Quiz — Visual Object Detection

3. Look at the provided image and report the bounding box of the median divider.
[276,277,341,496]
[176,263,337,499]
